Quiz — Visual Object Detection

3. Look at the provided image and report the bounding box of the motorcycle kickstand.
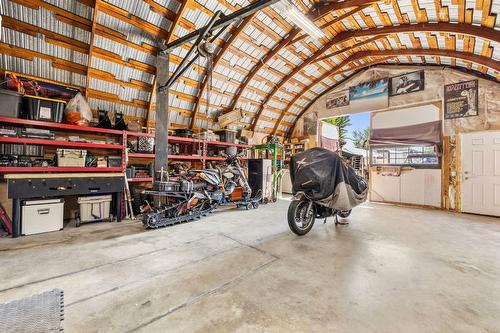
[335,214,349,226]
[323,217,327,224]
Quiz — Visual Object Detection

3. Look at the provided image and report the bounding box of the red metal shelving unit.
[128,153,155,159]
[206,140,252,149]
[128,177,153,182]
[205,156,226,161]
[168,136,196,144]
[0,137,123,150]
[0,116,123,135]
[169,155,203,160]
[123,131,155,138]
[0,117,252,178]
[0,167,123,173]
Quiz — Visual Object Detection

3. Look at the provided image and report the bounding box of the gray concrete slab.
[1,200,499,332]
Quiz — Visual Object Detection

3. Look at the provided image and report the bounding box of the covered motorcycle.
[287,148,368,235]
[290,147,368,210]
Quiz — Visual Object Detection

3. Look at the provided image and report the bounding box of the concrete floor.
[1,200,499,333]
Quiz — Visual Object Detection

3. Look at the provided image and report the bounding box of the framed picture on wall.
[326,90,349,109]
[389,70,425,96]
[444,79,479,119]
[349,78,389,112]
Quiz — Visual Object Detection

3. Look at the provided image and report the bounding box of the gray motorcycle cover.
[290,148,368,211]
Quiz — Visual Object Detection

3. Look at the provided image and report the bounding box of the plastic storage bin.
[76,195,112,227]
[56,149,87,167]
[22,95,65,123]
[0,89,23,118]
[21,198,64,235]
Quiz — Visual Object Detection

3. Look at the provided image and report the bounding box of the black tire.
[287,200,315,236]
[338,210,352,218]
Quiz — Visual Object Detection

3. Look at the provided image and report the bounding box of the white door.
[461,131,500,216]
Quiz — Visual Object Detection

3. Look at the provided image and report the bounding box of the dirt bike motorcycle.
[287,148,368,236]
[142,147,260,229]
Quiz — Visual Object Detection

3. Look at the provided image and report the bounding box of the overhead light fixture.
[274,0,325,39]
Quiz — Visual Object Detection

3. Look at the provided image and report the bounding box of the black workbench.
[5,173,124,237]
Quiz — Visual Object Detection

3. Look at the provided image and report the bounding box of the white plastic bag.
[65,93,93,126]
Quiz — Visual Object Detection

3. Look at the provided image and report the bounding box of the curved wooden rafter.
[275,55,395,135]
[224,27,300,116]
[190,14,256,129]
[281,48,500,136]
[205,1,377,132]
[252,22,500,132]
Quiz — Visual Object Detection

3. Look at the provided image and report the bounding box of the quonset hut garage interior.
[0,0,499,331]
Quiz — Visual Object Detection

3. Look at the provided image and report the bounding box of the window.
[371,145,439,167]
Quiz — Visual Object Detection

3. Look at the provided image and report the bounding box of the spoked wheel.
[287,200,315,236]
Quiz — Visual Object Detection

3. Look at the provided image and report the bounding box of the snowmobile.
[142,147,260,229]
[287,148,368,236]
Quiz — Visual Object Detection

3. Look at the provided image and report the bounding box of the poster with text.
[349,78,389,112]
[326,90,349,109]
[389,70,425,96]
[444,80,478,119]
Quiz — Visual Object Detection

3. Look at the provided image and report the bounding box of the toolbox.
[56,149,87,167]
[126,164,153,178]
[0,89,23,118]
[106,156,122,167]
[0,126,18,137]
[19,128,55,140]
[21,198,64,235]
[22,95,65,123]
[76,195,112,227]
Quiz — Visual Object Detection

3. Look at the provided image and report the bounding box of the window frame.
[370,144,441,169]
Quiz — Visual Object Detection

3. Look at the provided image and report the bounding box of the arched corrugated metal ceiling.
[0,0,499,136]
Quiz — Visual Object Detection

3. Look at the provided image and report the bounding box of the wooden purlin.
[225,28,300,117]
[232,1,379,131]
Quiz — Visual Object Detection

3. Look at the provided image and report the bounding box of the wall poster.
[444,80,478,119]
[389,70,425,96]
[349,78,389,112]
[326,90,349,109]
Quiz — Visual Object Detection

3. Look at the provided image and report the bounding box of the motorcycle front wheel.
[287,200,315,236]
[338,210,352,218]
